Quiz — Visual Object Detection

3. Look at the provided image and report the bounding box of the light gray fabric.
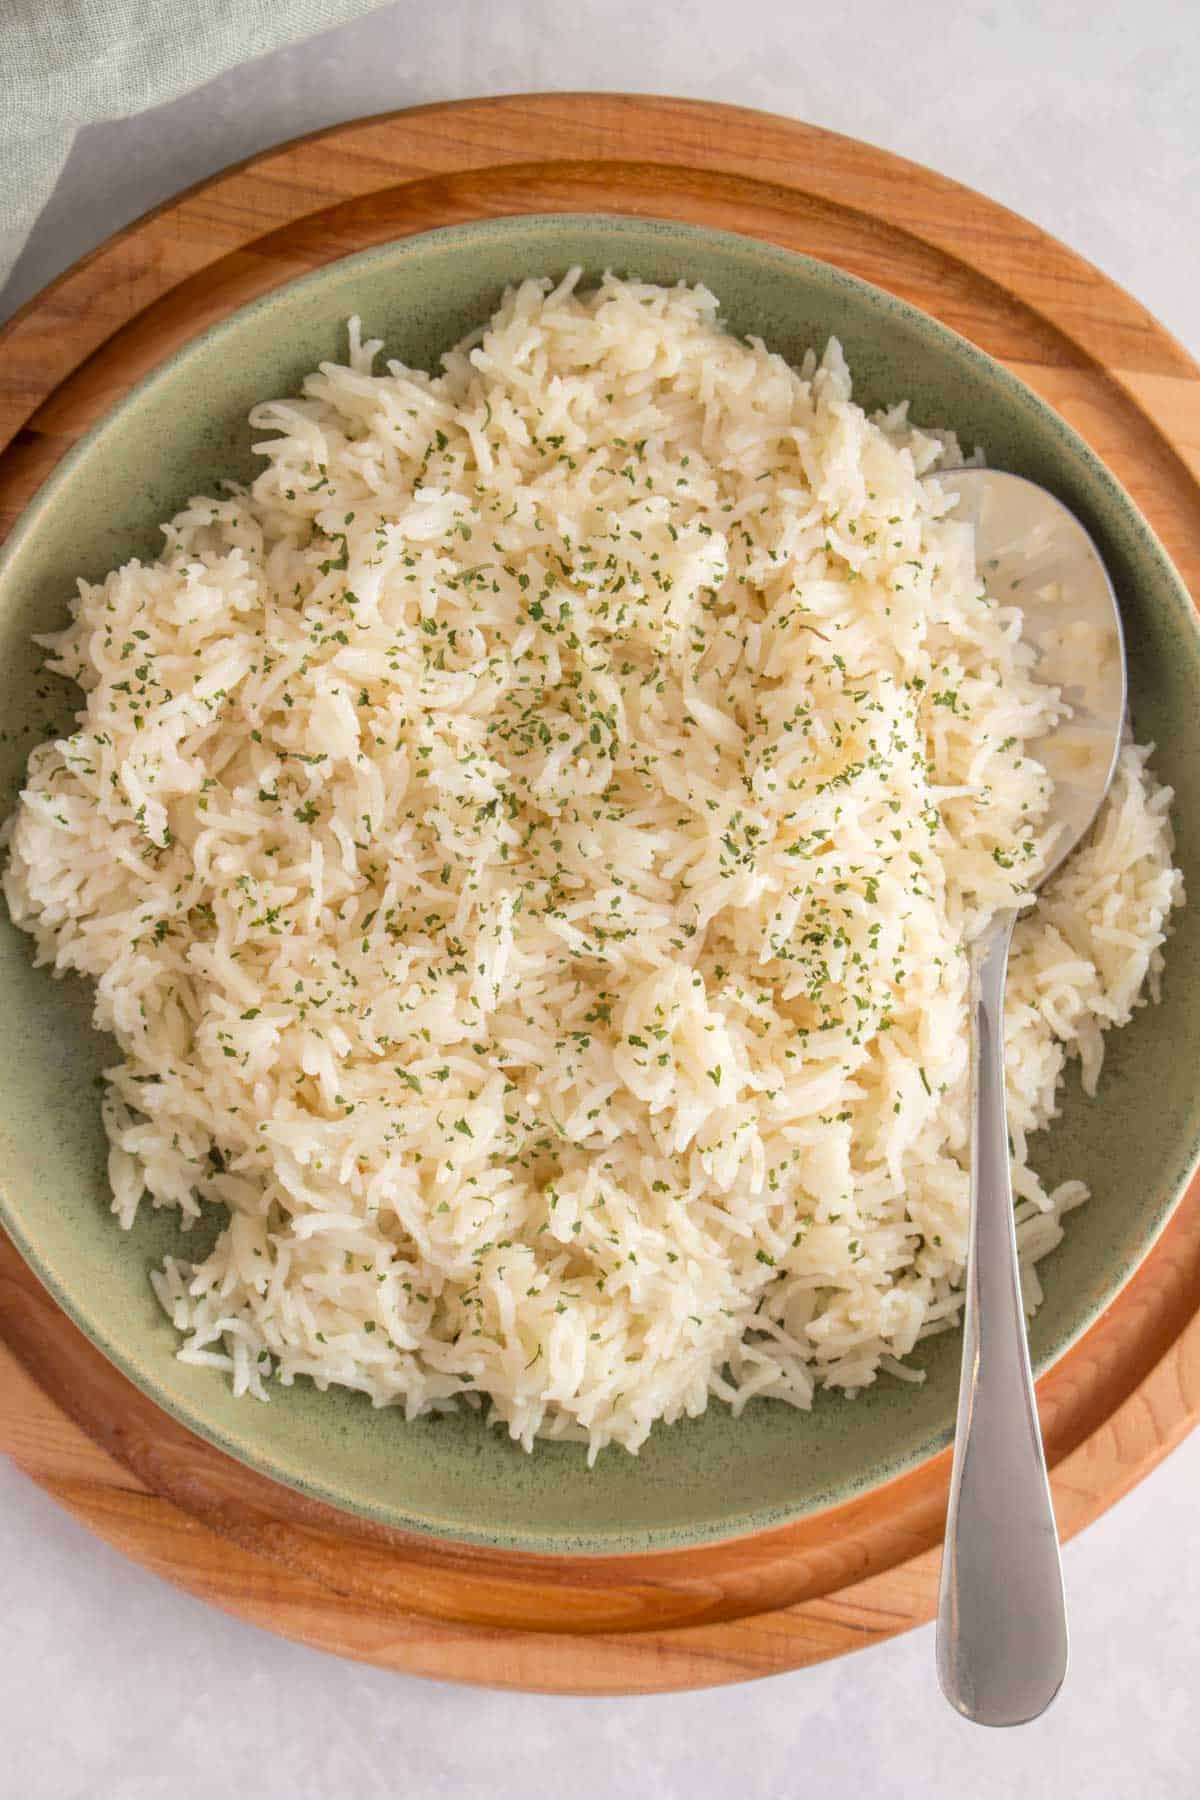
[1,0,385,286]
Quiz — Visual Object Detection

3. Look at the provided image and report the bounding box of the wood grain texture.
[1,94,1199,1694]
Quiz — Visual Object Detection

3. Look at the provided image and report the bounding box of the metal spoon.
[933,469,1127,1727]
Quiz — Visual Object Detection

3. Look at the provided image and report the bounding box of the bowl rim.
[3,210,1199,1554]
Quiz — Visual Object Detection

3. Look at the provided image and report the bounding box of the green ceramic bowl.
[2,217,1198,1554]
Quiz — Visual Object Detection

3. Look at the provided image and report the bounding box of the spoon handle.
[936,912,1069,1726]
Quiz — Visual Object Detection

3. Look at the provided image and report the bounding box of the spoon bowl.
[947,469,1128,879]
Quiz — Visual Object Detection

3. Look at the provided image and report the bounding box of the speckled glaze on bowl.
[1,217,1198,1555]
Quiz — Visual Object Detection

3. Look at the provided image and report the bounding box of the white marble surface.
[2,3,1198,1794]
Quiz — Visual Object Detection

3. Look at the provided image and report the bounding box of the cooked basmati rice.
[2,273,1184,1458]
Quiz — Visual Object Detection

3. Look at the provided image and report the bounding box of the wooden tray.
[2,94,1199,1695]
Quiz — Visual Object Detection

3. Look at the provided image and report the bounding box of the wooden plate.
[2,94,1199,1694]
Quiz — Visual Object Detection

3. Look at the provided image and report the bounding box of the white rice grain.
[2,274,1184,1459]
